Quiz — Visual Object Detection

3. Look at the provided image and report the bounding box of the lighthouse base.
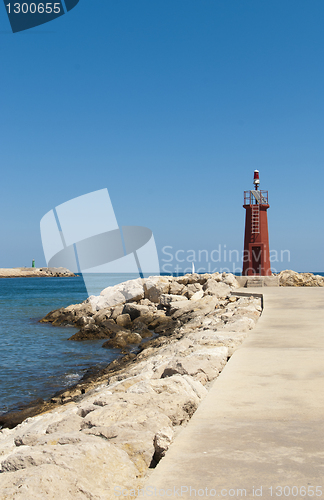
[236,276,279,287]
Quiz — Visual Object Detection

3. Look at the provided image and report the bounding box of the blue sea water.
[0,271,323,417]
[0,273,138,416]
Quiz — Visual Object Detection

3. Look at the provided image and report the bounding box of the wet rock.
[148,316,176,333]
[102,331,142,349]
[75,316,95,328]
[92,307,113,324]
[40,307,66,324]
[116,313,132,328]
[154,320,180,336]
[147,314,169,330]
[131,313,155,328]
[131,322,153,338]
[40,303,93,327]
[67,324,108,341]
[123,303,150,320]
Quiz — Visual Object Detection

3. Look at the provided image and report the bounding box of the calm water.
[0,273,139,416]
[0,271,323,417]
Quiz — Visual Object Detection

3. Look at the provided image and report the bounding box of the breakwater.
[0,272,262,498]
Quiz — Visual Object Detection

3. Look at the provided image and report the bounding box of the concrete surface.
[144,288,324,499]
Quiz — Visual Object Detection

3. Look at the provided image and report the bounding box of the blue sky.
[0,0,323,273]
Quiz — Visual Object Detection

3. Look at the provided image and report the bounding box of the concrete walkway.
[145,288,324,499]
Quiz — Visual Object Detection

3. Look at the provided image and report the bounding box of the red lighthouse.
[242,171,271,276]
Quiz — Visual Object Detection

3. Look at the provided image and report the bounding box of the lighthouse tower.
[242,171,271,276]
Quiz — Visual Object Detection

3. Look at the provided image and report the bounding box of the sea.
[0,271,323,417]
[0,273,139,417]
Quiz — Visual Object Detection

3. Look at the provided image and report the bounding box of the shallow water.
[0,274,138,415]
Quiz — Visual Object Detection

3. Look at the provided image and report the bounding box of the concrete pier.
[145,288,324,499]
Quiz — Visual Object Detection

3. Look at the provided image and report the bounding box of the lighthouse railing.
[244,190,268,205]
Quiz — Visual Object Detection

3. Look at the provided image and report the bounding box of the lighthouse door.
[251,246,261,275]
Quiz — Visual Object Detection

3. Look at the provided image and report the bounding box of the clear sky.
[1,0,323,273]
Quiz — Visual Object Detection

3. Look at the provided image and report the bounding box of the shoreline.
[1,269,323,429]
[0,349,138,429]
[0,271,263,497]
[0,272,246,429]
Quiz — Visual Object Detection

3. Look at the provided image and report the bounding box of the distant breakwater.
[0,267,75,278]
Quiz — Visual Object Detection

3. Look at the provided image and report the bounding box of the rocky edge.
[0,272,263,499]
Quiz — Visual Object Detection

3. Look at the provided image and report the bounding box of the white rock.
[144,276,170,303]
[211,272,222,282]
[190,290,204,301]
[161,347,228,382]
[91,290,126,311]
[222,273,240,288]
[203,279,231,298]
[279,270,324,287]
[160,294,188,306]
[169,300,193,314]
[46,414,83,435]
[89,278,145,312]
[220,317,255,332]
[82,393,161,429]
[169,281,185,295]
[127,381,156,394]
[150,375,201,400]
[181,375,208,400]
[154,426,174,460]
[0,436,139,499]
[187,329,248,353]
[118,278,145,301]
[111,304,124,319]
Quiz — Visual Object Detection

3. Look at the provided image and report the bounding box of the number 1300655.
[6,3,61,14]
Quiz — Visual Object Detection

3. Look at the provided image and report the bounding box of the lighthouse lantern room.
[242,170,271,276]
